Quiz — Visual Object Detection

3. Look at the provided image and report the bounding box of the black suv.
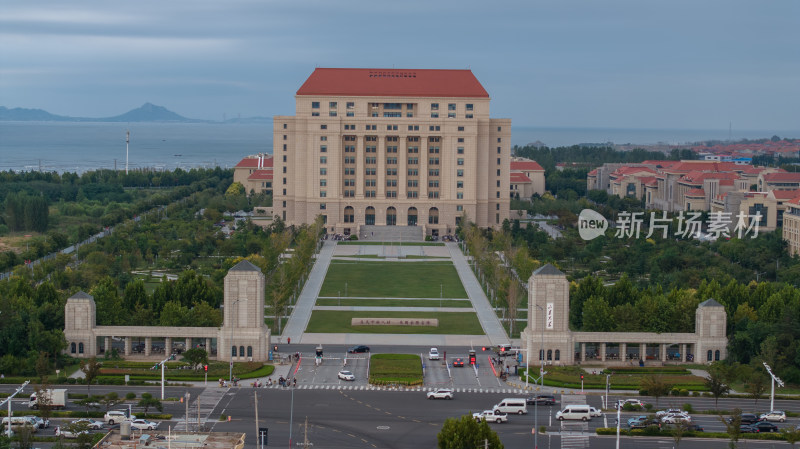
[728,414,759,425]
[526,395,555,405]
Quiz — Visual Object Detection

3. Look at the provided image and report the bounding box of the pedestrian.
[287,337,291,345]
[293,378,297,387]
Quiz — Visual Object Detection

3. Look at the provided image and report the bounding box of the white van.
[556,404,592,421]
[1,417,38,433]
[493,398,527,415]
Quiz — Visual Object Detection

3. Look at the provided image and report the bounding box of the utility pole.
[184,392,189,432]
[254,391,259,446]
[1,381,29,437]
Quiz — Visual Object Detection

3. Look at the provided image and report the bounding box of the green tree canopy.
[437,414,504,449]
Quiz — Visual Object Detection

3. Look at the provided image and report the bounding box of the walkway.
[281,241,337,343]
[446,242,510,346]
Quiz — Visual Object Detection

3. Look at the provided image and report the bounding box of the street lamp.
[763,361,784,412]
[229,298,241,385]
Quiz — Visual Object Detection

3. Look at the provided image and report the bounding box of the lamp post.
[1,381,29,437]
[229,299,241,385]
[763,361,784,412]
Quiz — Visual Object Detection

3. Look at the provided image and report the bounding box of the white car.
[337,370,355,381]
[426,388,454,400]
[24,416,49,429]
[759,411,786,423]
[55,427,90,438]
[615,399,645,409]
[473,409,508,423]
[104,411,135,425]
[130,419,159,431]
[661,413,691,424]
[589,407,603,417]
[71,418,104,430]
[429,348,440,360]
[656,408,684,418]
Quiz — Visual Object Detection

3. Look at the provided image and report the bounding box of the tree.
[582,295,614,332]
[781,426,800,448]
[670,420,688,449]
[705,363,732,408]
[75,396,102,415]
[640,375,672,407]
[182,348,209,370]
[437,414,504,449]
[100,392,120,413]
[720,408,742,449]
[80,357,102,396]
[137,393,163,417]
[743,371,767,407]
[225,182,245,197]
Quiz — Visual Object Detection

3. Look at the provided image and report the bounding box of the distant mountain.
[0,103,205,122]
[0,106,72,121]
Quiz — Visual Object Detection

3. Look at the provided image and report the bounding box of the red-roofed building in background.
[510,157,545,198]
[274,68,511,236]
[233,154,273,196]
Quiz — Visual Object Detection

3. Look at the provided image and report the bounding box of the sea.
[0,121,797,173]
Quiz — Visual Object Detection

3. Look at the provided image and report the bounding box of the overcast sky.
[2,0,798,130]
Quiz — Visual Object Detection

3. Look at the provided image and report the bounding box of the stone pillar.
[680,344,687,363]
[124,337,132,356]
[600,343,607,362]
[660,344,667,361]
[377,137,386,198]
[419,137,428,199]
[186,337,192,351]
[621,343,627,360]
[205,338,211,355]
[356,136,365,198]
[145,337,152,356]
[580,343,586,362]
[639,343,646,361]
[165,337,172,355]
[104,337,111,354]
[398,137,407,200]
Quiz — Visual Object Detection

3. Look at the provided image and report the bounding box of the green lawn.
[316,298,472,308]
[305,310,483,334]
[320,261,467,298]
[369,354,423,386]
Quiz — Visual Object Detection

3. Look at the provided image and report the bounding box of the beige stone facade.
[519,264,728,366]
[64,260,271,362]
[273,68,511,236]
[233,154,273,196]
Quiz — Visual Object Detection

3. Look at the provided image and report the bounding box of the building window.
[428,147,439,154]
[497,169,501,176]
[497,158,501,164]
[457,181,464,188]
[283,155,287,162]
[320,168,327,175]
[407,191,418,198]
[496,191,500,198]
[347,102,354,109]
[457,205,463,211]
[320,136,327,141]
[320,191,326,198]
[428,180,439,188]
[79,342,84,354]
[497,147,501,154]
[387,157,397,165]
[320,179,327,187]
[457,192,463,199]
[428,191,439,199]
[457,169,464,177]
[407,146,419,153]
[320,156,327,164]
[366,157,376,164]
[320,145,327,152]
[408,169,418,176]
[386,179,397,187]
[429,169,439,176]
[70,342,76,353]
[497,126,502,131]
[344,206,354,223]
[408,180,418,187]
[497,137,501,142]
[344,168,355,175]
[366,190,376,197]
[231,346,236,357]
[346,111,354,117]
[458,126,464,131]
[282,166,286,173]
[321,124,327,130]
[457,158,464,166]
[497,180,501,187]
[431,113,439,118]
[429,125,441,131]
[448,103,456,111]
[329,111,337,117]
[282,177,286,185]
[431,103,439,110]
[466,104,473,111]
[386,190,397,198]
[283,135,287,140]
[312,102,320,109]
[466,114,473,119]
[458,137,464,143]
[448,112,456,118]
[247,346,253,357]
[496,203,500,210]
[320,203,326,210]
[312,112,320,116]
[283,144,287,150]
[329,101,337,108]
[408,158,418,165]
[429,157,439,165]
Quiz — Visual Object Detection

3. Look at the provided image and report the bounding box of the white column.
[145,337,152,356]
[581,343,586,362]
[600,343,607,362]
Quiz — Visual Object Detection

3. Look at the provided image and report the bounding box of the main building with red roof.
[273,68,511,236]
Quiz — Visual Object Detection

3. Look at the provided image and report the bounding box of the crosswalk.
[251,384,530,394]
[560,422,590,449]
[172,387,230,431]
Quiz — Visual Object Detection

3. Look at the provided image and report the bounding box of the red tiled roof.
[685,188,706,197]
[764,172,800,182]
[720,179,734,187]
[662,161,739,173]
[296,68,490,98]
[771,189,800,200]
[510,172,532,183]
[680,171,740,184]
[510,160,544,171]
[588,169,597,176]
[247,170,273,181]
[236,156,273,169]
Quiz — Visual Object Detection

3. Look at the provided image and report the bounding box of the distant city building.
[509,158,545,199]
[233,154,273,196]
[272,68,511,237]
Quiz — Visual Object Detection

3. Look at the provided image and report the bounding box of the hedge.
[595,428,787,441]
[602,367,691,375]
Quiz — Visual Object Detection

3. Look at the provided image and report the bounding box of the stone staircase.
[360,225,424,242]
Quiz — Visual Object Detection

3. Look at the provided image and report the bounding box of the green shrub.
[679,389,689,396]
[126,392,136,400]
[682,403,694,413]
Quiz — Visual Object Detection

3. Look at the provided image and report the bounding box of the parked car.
[347,345,370,353]
[452,358,464,367]
[661,413,691,424]
[728,414,759,425]
[70,418,103,430]
[589,407,603,417]
[473,409,507,423]
[426,388,453,400]
[24,416,49,429]
[104,411,135,425]
[759,411,786,423]
[739,424,758,433]
[615,399,645,409]
[627,416,648,427]
[526,395,556,406]
[337,370,355,381]
[130,419,159,431]
[751,421,779,433]
[656,409,684,418]
[55,427,90,438]
[429,348,440,360]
